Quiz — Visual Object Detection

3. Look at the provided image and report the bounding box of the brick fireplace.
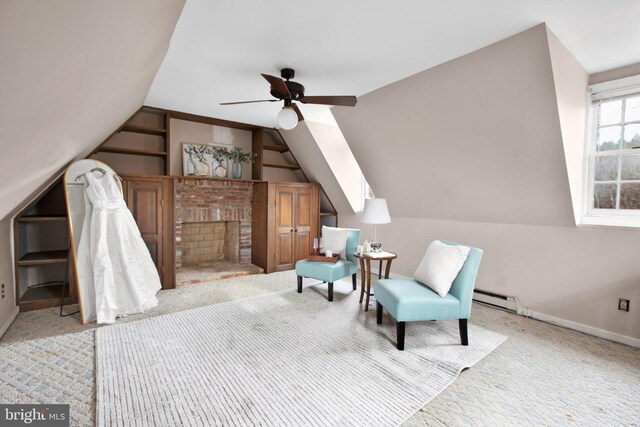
[181,221,240,265]
[175,178,253,269]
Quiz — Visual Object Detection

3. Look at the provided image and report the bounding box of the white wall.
[546,27,590,224]
[332,24,640,341]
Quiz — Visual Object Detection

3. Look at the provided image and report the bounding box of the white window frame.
[582,74,640,228]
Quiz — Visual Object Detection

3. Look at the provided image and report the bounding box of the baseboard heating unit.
[473,289,518,312]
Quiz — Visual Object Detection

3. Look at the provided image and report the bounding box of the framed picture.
[182,143,229,177]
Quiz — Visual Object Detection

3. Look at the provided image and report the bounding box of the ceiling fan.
[220,68,357,130]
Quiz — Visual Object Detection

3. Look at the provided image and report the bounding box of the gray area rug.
[96,281,506,426]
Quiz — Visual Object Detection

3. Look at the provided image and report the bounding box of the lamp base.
[370,241,383,252]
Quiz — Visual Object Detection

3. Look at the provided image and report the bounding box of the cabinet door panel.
[274,186,295,271]
[294,187,314,262]
[126,180,163,280]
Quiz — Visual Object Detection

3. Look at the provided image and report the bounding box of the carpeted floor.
[2,271,640,426]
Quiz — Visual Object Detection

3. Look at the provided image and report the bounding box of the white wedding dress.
[76,172,161,324]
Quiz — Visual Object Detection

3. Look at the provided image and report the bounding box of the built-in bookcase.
[14,180,75,311]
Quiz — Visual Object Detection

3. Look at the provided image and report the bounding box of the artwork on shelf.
[182,143,229,177]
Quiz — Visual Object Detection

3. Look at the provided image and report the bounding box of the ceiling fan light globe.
[277,107,298,130]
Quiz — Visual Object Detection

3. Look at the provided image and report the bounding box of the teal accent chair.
[295,229,361,301]
[375,241,483,350]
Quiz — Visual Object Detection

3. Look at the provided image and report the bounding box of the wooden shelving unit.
[262,162,301,170]
[92,107,171,175]
[13,180,75,312]
[263,144,290,153]
[98,147,168,158]
[17,250,69,266]
[121,124,167,136]
[15,215,67,223]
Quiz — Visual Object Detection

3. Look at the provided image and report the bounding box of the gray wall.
[331,25,640,341]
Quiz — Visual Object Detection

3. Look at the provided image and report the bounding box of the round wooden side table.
[354,251,397,311]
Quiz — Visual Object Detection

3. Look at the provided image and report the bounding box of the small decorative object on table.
[304,252,340,263]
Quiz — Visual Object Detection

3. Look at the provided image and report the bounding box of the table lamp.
[362,198,390,252]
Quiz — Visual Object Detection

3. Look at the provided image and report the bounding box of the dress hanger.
[71,167,122,186]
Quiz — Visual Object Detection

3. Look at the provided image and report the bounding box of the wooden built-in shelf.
[19,283,75,312]
[98,147,168,158]
[140,106,167,115]
[263,144,290,153]
[120,124,167,136]
[320,212,338,217]
[16,215,67,223]
[18,250,68,266]
[263,162,301,170]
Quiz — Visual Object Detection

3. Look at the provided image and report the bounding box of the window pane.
[621,155,640,180]
[620,183,640,209]
[593,183,617,209]
[599,100,622,125]
[594,156,618,181]
[623,124,640,149]
[625,96,640,122]
[597,126,621,151]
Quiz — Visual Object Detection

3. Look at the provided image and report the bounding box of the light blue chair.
[295,229,361,301]
[375,241,483,350]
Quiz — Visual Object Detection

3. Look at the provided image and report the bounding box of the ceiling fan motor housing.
[270,80,305,100]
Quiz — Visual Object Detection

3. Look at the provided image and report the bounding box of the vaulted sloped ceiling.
[0,0,185,221]
[333,24,579,227]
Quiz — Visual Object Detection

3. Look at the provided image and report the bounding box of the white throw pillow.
[414,240,470,297]
[322,226,349,259]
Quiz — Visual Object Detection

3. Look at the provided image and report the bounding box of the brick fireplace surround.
[175,178,253,269]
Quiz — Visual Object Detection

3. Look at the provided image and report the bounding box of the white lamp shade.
[277,107,298,130]
[362,198,391,224]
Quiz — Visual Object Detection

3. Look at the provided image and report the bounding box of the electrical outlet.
[1,283,4,299]
[618,298,630,312]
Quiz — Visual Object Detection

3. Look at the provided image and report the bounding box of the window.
[584,76,640,227]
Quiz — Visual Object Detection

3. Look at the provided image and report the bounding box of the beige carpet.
[2,270,640,426]
[96,281,505,426]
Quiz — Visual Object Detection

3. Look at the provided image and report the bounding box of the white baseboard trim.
[531,310,640,349]
[0,307,19,339]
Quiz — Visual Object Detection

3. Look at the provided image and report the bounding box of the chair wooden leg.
[352,273,357,291]
[297,276,302,293]
[376,302,383,324]
[459,319,468,346]
[328,282,334,301]
[396,321,405,351]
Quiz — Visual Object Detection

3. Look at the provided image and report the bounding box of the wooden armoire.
[252,182,319,273]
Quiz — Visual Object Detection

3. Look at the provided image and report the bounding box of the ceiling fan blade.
[299,96,357,107]
[261,74,291,98]
[220,99,278,105]
[293,104,304,122]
